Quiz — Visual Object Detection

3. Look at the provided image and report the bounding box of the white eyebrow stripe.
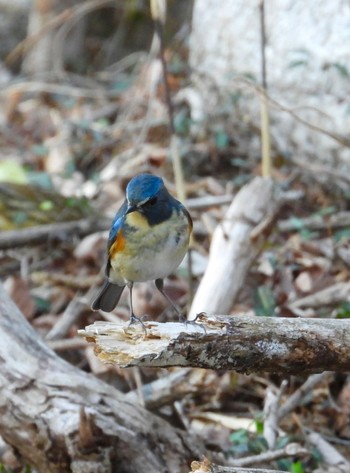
[127,197,150,207]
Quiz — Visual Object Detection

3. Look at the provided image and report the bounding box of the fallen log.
[79,313,350,374]
[0,283,204,473]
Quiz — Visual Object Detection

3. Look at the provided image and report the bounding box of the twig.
[278,211,350,232]
[305,429,350,467]
[221,75,350,149]
[1,81,115,99]
[79,313,350,373]
[150,0,186,202]
[191,457,285,473]
[263,387,279,449]
[290,282,350,309]
[5,9,72,66]
[263,381,288,448]
[277,373,331,421]
[30,272,99,291]
[125,368,217,410]
[186,195,233,210]
[47,337,88,352]
[52,0,116,74]
[46,293,87,341]
[0,218,109,249]
[259,0,271,178]
[291,157,350,185]
[225,442,309,468]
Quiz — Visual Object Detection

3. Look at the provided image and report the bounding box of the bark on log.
[79,313,350,374]
[0,283,204,473]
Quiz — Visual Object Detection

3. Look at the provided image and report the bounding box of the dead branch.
[190,457,285,473]
[277,372,331,421]
[125,368,216,409]
[79,313,350,374]
[305,430,350,468]
[224,442,309,468]
[278,211,350,232]
[0,283,204,473]
[0,218,109,249]
[189,177,280,319]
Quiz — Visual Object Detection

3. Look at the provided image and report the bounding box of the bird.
[91,173,192,326]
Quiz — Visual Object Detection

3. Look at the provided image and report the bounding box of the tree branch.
[79,313,350,374]
[0,218,109,249]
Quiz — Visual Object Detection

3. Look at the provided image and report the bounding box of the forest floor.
[0,45,349,473]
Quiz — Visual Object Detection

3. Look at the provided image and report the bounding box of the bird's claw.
[129,313,148,334]
[179,313,207,333]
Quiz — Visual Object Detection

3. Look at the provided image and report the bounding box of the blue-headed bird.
[91,174,192,325]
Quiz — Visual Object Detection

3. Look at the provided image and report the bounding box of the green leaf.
[229,429,249,444]
[13,211,28,225]
[0,160,27,184]
[215,130,230,150]
[335,302,350,319]
[254,286,276,317]
[287,217,305,230]
[330,63,349,78]
[255,418,264,435]
[27,171,53,189]
[231,158,250,168]
[39,200,54,211]
[174,109,191,136]
[288,60,308,69]
[31,144,49,157]
[299,228,320,240]
[290,460,305,473]
[334,227,350,242]
[313,206,336,217]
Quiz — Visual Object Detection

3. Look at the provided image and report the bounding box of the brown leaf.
[4,276,35,320]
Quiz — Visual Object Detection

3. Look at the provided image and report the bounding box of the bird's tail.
[91,280,125,312]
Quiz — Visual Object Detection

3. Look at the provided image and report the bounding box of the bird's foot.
[129,313,148,334]
[178,312,207,333]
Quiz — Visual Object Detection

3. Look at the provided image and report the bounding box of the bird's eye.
[148,196,157,206]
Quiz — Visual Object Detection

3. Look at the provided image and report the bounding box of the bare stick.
[278,211,350,232]
[0,218,109,249]
[305,430,350,467]
[263,381,287,449]
[79,313,350,374]
[189,177,280,319]
[191,457,285,473]
[259,0,271,178]
[6,9,72,66]
[225,443,308,468]
[277,373,331,421]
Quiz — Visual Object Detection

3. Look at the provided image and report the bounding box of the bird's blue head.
[126,174,164,206]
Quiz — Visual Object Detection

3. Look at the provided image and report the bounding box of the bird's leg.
[128,282,147,332]
[155,278,186,322]
[155,279,206,332]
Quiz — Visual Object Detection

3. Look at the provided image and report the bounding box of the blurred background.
[0,1,350,472]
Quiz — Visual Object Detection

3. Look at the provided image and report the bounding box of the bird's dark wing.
[91,199,127,312]
[108,199,128,250]
[91,280,125,312]
[180,204,193,232]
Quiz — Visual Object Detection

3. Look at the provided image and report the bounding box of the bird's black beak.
[126,204,138,214]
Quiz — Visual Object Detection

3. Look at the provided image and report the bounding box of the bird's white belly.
[109,212,190,284]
